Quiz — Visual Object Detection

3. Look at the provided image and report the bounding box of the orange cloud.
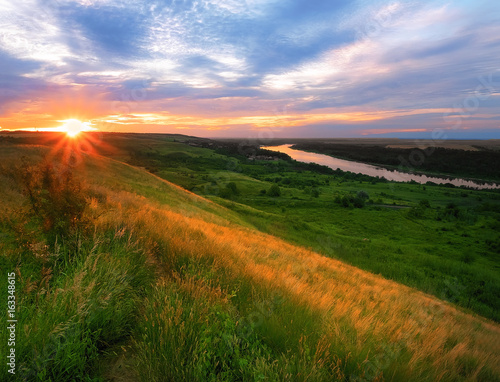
[89,107,454,131]
[1,97,496,137]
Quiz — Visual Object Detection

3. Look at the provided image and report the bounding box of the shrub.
[226,182,239,195]
[352,196,365,208]
[19,160,89,239]
[341,196,350,208]
[220,182,240,199]
[439,203,460,221]
[357,190,369,200]
[419,199,431,208]
[339,193,365,208]
[408,205,425,218]
[267,184,281,197]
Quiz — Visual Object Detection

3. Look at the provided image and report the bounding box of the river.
[261,144,500,190]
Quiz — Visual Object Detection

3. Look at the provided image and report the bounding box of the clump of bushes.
[408,199,431,218]
[18,159,89,240]
[267,184,281,197]
[220,182,240,199]
[356,190,369,201]
[303,187,320,198]
[436,202,477,224]
[335,190,369,208]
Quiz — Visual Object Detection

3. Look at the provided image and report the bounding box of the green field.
[121,134,500,322]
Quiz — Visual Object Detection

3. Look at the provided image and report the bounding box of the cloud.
[0,50,48,113]
[0,0,499,137]
[58,2,150,58]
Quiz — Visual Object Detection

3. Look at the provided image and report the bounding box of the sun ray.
[41,121,110,170]
[59,119,94,138]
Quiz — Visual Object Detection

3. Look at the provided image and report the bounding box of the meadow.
[123,134,500,322]
[0,132,499,381]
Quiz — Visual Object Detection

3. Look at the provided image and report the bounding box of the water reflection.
[261,144,499,190]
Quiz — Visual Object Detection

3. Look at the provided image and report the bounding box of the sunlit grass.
[1,142,499,381]
[92,158,500,381]
[0,230,152,381]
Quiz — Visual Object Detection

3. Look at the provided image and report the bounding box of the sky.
[0,0,499,139]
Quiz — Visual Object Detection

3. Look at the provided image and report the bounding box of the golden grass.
[90,164,500,380]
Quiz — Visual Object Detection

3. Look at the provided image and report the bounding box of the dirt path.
[101,343,139,382]
[372,204,410,209]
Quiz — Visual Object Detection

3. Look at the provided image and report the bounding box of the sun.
[46,118,109,166]
[59,119,92,137]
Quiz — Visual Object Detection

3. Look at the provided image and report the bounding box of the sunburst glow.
[43,119,110,168]
[59,119,94,137]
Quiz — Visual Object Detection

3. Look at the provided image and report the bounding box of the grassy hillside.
[93,133,500,323]
[1,134,499,381]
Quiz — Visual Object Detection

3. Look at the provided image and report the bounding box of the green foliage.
[357,190,369,200]
[408,205,425,218]
[19,159,89,239]
[419,199,431,208]
[352,196,365,208]
[337,193,366,208]
[4,137,500,382]
[135,284,269,381]
[134,275,351,382]
[220,182,240,199]
[267,184,281,197]
[2,231,152,381]
[226,182,239,195]
[407,199,431,219]
[120,137,500,322]
[436,202,478,224]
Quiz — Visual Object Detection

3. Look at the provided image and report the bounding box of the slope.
[0,138,499,381]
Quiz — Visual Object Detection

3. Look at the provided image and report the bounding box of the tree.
[357,190,369,200]
[352,196,365,208]
[267,184,281,197]
[226,182,239,195]
[220,182,240,199]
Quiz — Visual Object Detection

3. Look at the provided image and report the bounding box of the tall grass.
[95,175,500,381]
[0,227,152,381]
[134,277,348,382]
